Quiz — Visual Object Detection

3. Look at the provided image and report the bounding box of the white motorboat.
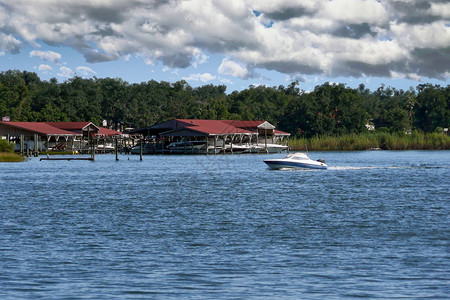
[263,143,289,153]
[96,143,115,152]
[167,140,205,150]
[264,152,328,170]
[224,143,288,154]
[130,142,154,154]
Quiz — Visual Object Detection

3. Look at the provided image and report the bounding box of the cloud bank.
[0,0,449,80]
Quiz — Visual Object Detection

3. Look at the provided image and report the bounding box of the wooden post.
[92,140,95,160]
[214,136,217,154]
[90,130,95,160]
[115,137,119,161]
[264,129,267,151]
[139,137,143,161]
[34,134,38,156]
[230,135,233,154]
[287,137,290,152]
[87,127,90,155]
[20,135,24,155]
[223,135,226,154]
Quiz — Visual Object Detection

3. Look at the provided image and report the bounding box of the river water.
[1,151,449,299]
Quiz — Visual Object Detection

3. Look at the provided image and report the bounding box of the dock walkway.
[40,157,94,161]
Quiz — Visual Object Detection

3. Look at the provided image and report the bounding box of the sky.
[0,0,449,93]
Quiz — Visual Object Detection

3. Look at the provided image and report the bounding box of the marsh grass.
[0,152,25,162]
[289,132,450,151]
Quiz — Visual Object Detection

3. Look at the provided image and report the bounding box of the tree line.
[0,70,448,137]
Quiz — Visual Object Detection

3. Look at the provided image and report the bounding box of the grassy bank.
[289,132,450,151]
[0,152,26,162]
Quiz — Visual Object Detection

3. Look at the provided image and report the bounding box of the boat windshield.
[285,152,310,160]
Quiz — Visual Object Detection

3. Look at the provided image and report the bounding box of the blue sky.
[0,0,449,93]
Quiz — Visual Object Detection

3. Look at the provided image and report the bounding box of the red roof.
[175,119,254,134]
[222,120,266,128]
[97,127,122,136]
[47,122,93,130]
[0,121,81,135]
[171,119,290,135]
[0,121,123,136]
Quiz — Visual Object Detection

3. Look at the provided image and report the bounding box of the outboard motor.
[317,159,326,163]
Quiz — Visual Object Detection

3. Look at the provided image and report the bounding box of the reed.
[289,132,450,151]
[0,152,26,162]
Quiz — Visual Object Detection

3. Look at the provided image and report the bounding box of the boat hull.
[264,159,328,170]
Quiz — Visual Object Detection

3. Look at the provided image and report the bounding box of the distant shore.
[289,132,450,151]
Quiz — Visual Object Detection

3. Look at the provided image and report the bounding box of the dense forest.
[0,70,448,138]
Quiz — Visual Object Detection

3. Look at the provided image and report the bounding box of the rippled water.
[1,151,449,299]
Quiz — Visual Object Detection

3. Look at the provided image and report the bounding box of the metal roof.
[108,119,290,137]
[47,122,99,131]
[0,122,122,137]
[175,119,255,134]
[96,127,122,136]
[0,122,81,136]
[158,119,290,136]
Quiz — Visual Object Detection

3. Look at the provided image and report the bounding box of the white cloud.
[183,73,216,82]
[0,33,21,53]
[76,66,97,76]
[38,64,52,71]
[0,50,4,56]
[390,70,422,81]
[390,22,450,49]
[58,66,74,78]
[430,3,450,19]
[218,58,249,79]
[320,0,389,26]
[192,48,209,68]
[29,50,61,63]
[219,77,233,84]
[407,73,421,81]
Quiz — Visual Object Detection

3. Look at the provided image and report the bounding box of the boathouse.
[0,121,121,154]
[130,119,290,154]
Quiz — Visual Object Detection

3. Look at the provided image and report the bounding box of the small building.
[0,121,121,154]
[130,119,290,154]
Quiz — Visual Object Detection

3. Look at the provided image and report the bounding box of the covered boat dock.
[128,119,290,154]
[0,121,124,156]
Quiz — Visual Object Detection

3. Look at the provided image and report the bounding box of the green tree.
[414,84,449,132]
[0,139,14,152]
[280,83,367,137]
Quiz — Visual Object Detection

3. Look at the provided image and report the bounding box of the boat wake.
[328,165,447,171]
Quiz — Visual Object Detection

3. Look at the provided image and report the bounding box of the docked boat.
[264,152,328,170]
[167,140,205,151]
[264,143,289,153]
[96,143,115,152]
[130,142,155,154]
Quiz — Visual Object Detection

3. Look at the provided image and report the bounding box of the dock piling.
[139,137,143,161]
[115,138,119,161]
